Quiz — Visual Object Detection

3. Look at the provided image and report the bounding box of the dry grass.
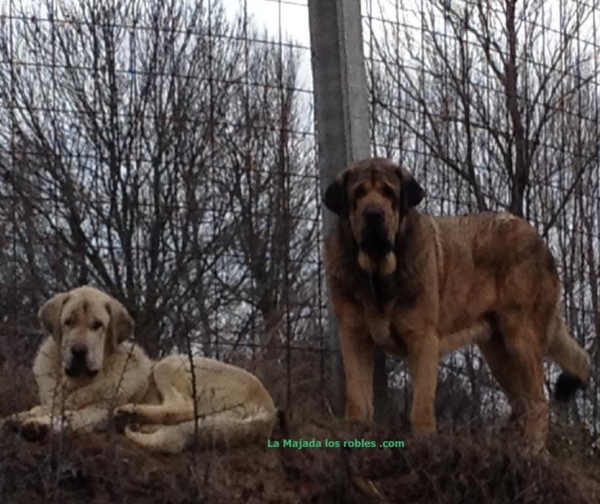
[2,346,599,503]
[1,413,599,504]
[0,359,37,419]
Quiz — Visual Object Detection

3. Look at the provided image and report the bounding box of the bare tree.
[214,35,317,366]
[368,0,598,215]
[0,0,318,372]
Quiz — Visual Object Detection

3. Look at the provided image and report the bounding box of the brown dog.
[323,157,591,453]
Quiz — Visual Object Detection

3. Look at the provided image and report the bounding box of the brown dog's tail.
[547,309,591,402]
[123,406,277,454]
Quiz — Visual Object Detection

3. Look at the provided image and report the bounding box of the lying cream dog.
[4,286,277,453]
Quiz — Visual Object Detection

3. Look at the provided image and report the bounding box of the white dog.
[3,286,277,453]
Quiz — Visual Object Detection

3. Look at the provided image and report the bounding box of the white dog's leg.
[63,407,111,433]
[115,398,195,426]
[5,406,112,441]
[123,406,273,454]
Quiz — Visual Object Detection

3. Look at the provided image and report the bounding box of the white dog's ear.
[106,298,134,347]
[38,292,71,342]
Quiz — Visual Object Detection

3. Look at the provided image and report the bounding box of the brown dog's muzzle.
[360,206,393,257]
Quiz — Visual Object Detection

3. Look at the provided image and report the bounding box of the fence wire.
[0,0,598,446]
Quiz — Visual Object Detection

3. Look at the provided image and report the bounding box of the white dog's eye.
[91,321,103,331]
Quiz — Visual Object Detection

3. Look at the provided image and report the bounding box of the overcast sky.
[224,0,311,46]
[223,0,313,92]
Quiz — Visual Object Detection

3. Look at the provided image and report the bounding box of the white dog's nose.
[66,344,90,377]
[71,344,88,362]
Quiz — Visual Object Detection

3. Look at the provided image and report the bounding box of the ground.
[1,414,599,504]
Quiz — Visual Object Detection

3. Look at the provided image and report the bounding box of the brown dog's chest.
[333,249,430,353]
[360,264,493,353]
[358,264,483,353]
[358,276,420,356]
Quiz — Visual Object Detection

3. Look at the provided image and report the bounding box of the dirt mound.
[0,417,598,503]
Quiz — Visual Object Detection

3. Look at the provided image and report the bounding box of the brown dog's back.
[434,211,590,389]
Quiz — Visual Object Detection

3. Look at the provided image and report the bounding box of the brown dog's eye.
[380,186,397,201]
[91,321,102,331]
[354,186,366,199]
[64,317,74,327]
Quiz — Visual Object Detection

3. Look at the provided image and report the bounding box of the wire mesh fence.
[0,0,324,420]
[0,0,598,457]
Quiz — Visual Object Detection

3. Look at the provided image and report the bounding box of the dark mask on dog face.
[323,158,425,274]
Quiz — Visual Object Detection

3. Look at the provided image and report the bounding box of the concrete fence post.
[308,0,389,422]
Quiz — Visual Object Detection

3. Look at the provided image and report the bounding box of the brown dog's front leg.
[339,319,375,421]
[407,332,439,435]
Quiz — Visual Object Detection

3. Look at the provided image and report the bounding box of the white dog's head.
[38,286,134,379]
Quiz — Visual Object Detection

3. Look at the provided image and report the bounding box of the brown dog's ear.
[323,171,348,216]
[106,298,134,346]
[38,292,71,342]
[396,166,425,208]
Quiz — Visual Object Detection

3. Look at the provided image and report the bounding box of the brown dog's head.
[38,286,134,379]
[323,157,425,274]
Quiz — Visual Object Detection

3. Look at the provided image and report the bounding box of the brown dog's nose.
[364,207,385,223]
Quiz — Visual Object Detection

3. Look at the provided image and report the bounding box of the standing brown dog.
[323,157,590,453]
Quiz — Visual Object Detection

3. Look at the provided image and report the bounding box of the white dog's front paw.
[114,404,141,433]
[2,414,21,434]
[115,404,137,416]
[3,410,41,437]
[6,415,54,442]
[3,406,46,427]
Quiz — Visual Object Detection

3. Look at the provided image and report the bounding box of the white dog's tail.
[123,407,277,454]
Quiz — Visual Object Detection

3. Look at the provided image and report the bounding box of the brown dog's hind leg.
[407,332,439,436]
[482,316,548,453]
[478,338,524,424]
